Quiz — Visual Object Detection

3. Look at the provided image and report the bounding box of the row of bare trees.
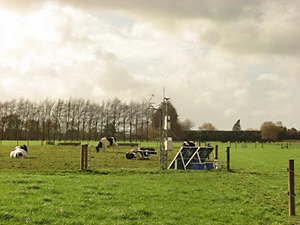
[0,98,160,143]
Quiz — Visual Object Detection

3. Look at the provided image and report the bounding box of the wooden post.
[214,145,218,160]
[226,147,230,171]
[81,144,88,170]
[85,145,88,169]
[288,159,295,216]
[80,146,84,170]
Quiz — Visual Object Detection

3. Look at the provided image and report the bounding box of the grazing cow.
[10,145,28,158]
[182,141,196,146]
[96,137,116,153]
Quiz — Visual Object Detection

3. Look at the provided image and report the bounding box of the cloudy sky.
[0,0,299,130]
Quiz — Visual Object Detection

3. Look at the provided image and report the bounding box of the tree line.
[0,98,191,143]
[1,98,298,143]
[197,121,300,142]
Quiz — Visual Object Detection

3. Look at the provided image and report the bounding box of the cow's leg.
[96,142,102,153]
[103,143,107,151]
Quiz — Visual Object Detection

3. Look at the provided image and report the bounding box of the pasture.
[0,141,299,224]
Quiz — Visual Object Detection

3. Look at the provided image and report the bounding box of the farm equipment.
[168,146,215,170]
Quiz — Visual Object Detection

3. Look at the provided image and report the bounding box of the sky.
[0,0,299,130]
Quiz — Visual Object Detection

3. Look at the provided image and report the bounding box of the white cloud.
[257,73,287,85]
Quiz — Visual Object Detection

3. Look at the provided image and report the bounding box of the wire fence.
[215,144,300,207]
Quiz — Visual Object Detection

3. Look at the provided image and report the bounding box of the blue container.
[206,162,214,170]
[190,163,205,170]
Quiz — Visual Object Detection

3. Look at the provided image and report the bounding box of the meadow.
[0,141,299,224]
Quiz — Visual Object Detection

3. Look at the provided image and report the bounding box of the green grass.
[0,141,299,224]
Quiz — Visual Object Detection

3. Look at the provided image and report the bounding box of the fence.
[217,144,299,217]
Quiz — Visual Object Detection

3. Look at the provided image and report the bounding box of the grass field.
[0,141,299,224]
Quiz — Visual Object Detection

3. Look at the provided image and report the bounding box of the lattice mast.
[148,89,170,170]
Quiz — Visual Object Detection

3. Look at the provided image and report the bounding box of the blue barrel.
[190,163,205,170]
[206,162,214,170]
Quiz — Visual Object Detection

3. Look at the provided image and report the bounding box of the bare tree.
[120,103,129,142]
[21,100,31,141]
[0,101,9,141]
[15,98,25,141]
[6,99,17,140]
[128,101,136,142]
[52,99,64,142]
[88,102,97,141]
[198,122,218,131]
[70,98,82,141]
[81,100,91,140]
[134,104,141,142]
[93,103,102,141]
[110,98,122,138]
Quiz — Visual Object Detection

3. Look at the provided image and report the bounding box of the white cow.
[96,137,116,152]
[10,145,28,158]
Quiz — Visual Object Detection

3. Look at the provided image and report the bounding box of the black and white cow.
[125,148,157,160]
[96,137,116,153]
[182,141,196,146]
[10,145,28,158]
[126,149,148,160]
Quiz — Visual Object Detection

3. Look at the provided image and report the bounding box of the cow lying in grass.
[182,141,196,146]
[126,148,157,160]
[96,137,116,153]
[10,145,28,158]
[126,149,148,160]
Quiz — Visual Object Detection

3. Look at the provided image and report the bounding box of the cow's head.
[107,137,116,146]
[182,141,188,146]
[21,145,28,152]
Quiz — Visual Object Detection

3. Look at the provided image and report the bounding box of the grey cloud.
[6,0,298,56]
[93,50,145,94]
[55,0,264,22]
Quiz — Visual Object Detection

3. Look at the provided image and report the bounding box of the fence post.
[288,159,295,216]
[226,147,230,171]
[214,145,218,160]
[81,144,88,170]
